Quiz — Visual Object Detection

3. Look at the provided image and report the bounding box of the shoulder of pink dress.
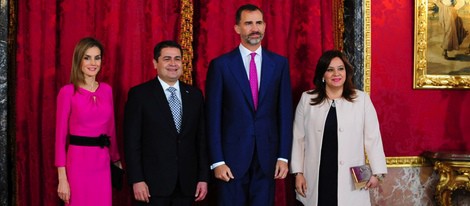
[58,84,74,94]
[98,82,112,92]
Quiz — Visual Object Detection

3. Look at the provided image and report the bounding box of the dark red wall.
[371,0,470,156]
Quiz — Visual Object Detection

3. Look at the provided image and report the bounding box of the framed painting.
[414,0,470,89]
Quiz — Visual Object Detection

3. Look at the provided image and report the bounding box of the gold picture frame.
[414,0,470,89]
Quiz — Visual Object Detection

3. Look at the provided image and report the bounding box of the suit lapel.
[259,51,275,108]
[227,48,256,111]
[151,79,179,135]
[179,83,191,135]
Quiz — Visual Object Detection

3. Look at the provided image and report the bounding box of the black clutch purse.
[111,162,124,190]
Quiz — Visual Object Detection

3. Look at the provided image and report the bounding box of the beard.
[243,32,264,45]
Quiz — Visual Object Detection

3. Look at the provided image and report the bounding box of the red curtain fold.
[15,0,335,205]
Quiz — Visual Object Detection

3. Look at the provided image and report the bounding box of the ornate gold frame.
[364,0,372,93]
[413,0,470,89]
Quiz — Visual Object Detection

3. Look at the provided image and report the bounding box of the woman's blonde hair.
[70,37,104,92]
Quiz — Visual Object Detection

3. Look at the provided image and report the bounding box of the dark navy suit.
[205,47,293,205]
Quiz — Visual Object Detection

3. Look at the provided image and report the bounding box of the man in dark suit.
[205,4,293,206]
[124,40,209,206]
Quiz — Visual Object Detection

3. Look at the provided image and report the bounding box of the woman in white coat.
[290,50,387,206]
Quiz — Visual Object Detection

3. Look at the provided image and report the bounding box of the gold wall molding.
[385,156,429,168]
[364,0,371,93]
[179,0,193,85]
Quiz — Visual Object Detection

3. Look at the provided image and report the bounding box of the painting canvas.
[414,0,470,89]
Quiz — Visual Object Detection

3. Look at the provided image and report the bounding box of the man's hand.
[274,160,288,179]
[194,182,208,201]
[133,181,151,203]
[294,173,307,198]
[214,164,234,182]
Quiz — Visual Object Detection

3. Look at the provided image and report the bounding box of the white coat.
[290,90,387,206]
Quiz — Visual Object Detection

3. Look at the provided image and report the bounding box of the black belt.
[69,134,111,148]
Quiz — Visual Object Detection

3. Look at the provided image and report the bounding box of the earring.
[322,78,325,83]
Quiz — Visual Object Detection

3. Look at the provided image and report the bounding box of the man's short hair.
[235,4,263,25]
[153,40,183,61]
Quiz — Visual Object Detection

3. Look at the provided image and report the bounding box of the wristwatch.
[293,172,303,176]
[373,174,385,182]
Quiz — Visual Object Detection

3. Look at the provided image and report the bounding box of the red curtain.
[194,0,335,101]
[15,0,334,205]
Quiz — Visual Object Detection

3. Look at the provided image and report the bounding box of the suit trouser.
[217,150,275,206]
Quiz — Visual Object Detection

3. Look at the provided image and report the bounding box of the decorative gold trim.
[364,0,371,93]
[178,0,193,85]
[333,0,344,51]
[413,0,470,89]
[432,160,470,205]
[384,156,430,167]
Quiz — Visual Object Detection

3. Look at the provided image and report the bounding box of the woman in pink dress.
[55,37,121,205]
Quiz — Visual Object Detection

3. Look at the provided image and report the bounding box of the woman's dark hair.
[308,50,356,105]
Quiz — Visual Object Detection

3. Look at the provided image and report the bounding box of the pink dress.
[55,83,120,206]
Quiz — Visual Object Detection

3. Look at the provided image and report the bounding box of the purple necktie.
[249,53,258,110]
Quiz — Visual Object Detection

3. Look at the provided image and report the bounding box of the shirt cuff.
[210,161,226,170]
[278,158,288,163]
[211,159,287,170]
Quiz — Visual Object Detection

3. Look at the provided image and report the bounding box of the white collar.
[157,76,180,92]
[239,44,262,57]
